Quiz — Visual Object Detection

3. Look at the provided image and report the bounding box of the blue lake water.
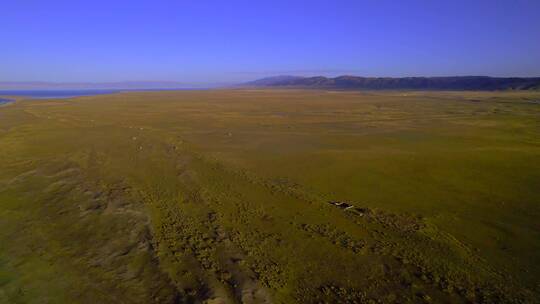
[0,89,121,100]
[0,97,14,105]
[0,88,206,101]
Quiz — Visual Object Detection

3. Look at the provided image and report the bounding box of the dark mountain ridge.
[246,75,540,90]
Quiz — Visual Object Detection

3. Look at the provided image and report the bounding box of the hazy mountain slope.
[246,75,306,86]
[246,75,540,90]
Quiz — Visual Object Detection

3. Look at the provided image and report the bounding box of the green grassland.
[0,89,539,303]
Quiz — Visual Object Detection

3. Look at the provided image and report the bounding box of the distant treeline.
[246,75,540,90]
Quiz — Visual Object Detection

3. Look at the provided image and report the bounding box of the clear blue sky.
[1,0,539,83]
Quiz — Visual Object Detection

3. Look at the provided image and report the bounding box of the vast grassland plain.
[0,90,539,303]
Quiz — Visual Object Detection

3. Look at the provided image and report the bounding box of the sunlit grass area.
[1,89,539,303]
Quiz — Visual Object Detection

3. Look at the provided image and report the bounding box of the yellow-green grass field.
[0,89,539,303]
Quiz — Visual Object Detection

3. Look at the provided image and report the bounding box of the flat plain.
[0,89,539,303]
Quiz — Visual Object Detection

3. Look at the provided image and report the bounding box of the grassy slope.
[0,90,539,303]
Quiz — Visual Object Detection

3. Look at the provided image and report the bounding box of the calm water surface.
[0,97,14,105]
[0,89,120,99]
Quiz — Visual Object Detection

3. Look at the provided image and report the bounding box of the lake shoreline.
[0,98,15,106]
[0,88,211,100]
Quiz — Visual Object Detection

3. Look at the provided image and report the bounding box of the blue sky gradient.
[1,0,539,83]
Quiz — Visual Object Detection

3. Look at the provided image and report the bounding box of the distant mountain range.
[245,75,540,90]
[0,81,211,90]
[3,76,540,91]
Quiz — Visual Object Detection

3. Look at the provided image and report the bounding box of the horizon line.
[2,74,540,85]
